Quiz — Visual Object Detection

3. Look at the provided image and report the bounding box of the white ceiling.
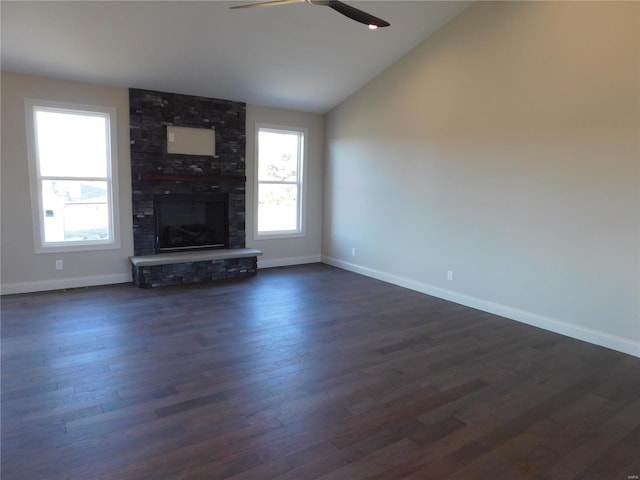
[1,1,470,113]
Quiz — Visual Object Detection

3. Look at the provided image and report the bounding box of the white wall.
[323,1,640,356]
[246,105,324,268]
[1,72,134,293]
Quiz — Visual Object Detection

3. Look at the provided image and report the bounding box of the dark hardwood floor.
[2,264,639,479]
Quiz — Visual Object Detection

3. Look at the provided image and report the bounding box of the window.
[25,100,119,252]
[255,125,305,238]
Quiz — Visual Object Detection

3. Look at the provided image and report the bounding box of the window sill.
[254,231,305,241]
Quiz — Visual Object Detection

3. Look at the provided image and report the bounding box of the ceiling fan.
[230,0,390,29]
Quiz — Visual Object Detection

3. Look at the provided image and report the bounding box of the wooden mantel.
[137,172,246,183]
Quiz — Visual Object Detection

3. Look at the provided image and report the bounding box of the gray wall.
[245,105,324,268]
[1,73,325,292]
[323,1,639,355]
[1,73,134,293]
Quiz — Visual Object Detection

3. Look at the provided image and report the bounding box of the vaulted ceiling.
[1,1,470,113]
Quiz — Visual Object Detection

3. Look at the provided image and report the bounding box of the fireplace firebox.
[154,194,228,253]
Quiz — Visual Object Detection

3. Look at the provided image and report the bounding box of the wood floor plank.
[2,264,638,479]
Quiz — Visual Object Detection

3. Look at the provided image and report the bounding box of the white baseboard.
[258,255,322,269]
[322,256,640,358]
[1,273,132,295]
[1,256,323,294]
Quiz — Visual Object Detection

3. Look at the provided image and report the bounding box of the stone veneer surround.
[129,88,253,286]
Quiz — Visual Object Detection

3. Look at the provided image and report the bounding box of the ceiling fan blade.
[231,0,390,28]
[322,0,390,28]
[230,0,304,9]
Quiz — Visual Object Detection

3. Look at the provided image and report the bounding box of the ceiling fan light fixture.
[368,24,378,30]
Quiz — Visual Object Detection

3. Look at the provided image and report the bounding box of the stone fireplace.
[128,88,260,287]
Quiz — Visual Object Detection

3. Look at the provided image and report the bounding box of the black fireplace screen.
[154,194,228,253]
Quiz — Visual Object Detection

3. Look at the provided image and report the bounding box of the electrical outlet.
[56,260,63,271]
[351,248,356,256]
[447,270,454,281]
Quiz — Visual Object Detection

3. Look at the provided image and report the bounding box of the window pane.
[35,110,108,178]
[258,184,298,232]
[41,180,110,242]
[258,131,299,182]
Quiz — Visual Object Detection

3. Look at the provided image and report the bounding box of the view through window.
[256,126,304,237]
[27,101,117,251]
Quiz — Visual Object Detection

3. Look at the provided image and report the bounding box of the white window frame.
[25,99,120,253]
[254,124,307,240]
